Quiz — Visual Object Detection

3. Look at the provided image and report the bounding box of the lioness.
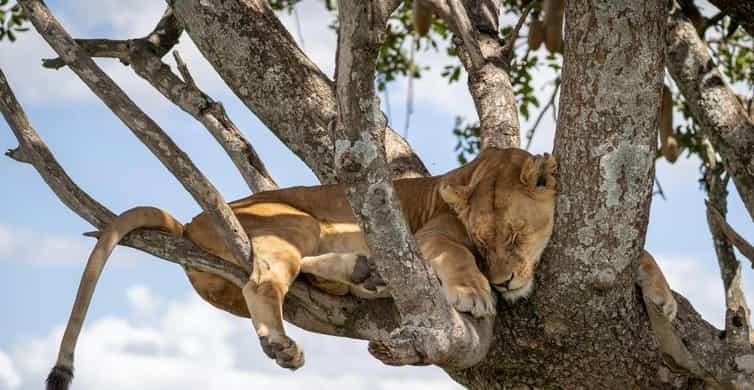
[45,148,676,390]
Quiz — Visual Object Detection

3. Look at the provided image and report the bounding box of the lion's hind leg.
[638,251,678,322]
[301,253,389,298]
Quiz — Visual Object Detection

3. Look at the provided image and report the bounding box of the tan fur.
[660,85,679,163]
[413,0,432,36]
[48,147,679,380]
[527,12,545,50]
[543,0,564,53]
[638,251,678,321]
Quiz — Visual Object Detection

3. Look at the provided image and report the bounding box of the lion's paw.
[443,275,496,318]
[645,287,677,322]
[260,335,305,370]
[350,255,389,298]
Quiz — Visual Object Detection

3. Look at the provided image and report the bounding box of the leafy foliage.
[0,0,29,43]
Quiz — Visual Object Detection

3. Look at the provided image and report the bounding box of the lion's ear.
[440,183,473,216]
[520,156,539,189]
[520,154,557,190]
[542,153,557,190]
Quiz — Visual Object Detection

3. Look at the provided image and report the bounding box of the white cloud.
[9,286,461,390]
[0,351,21,390]
[0,224,138,265]
[127,285,162,318]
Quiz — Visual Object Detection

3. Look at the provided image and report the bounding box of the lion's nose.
[493,274,515,290]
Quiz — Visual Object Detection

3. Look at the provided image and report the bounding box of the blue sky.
[0,1,752,389]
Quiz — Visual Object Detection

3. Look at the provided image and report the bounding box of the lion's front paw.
[260,335,305,370]
[443,275,496,318]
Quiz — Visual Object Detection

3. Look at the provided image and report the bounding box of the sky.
[0,1,753,389]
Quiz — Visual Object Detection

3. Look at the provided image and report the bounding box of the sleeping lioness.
[45,148,676,389]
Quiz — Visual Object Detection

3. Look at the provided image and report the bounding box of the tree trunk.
[446,1,701,387]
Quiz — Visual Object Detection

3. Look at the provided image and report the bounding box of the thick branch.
[172,0,429,184]
[20,0,254,271]
[444,0,521,149]
[666,4,754,220]
[333,0,492,369]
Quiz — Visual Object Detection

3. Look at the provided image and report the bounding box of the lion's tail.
[46,207,183,390]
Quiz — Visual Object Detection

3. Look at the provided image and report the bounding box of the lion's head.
[440,148,556,302]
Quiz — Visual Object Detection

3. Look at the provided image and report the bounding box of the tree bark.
[447,1,688,387]
[171,0,428,183]
[666,4,754,220]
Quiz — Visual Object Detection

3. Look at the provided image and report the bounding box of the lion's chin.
[496,279,534,303]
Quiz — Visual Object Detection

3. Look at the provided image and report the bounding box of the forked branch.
[41,7,276,194]
[19,0,254,272]
[428,0,521,149]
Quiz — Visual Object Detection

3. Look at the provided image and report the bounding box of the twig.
[20,0,254,272]
[653,175,667,201]
[707,200,754,268]
[129,42,277,193]
[502,2,534,62]
[525,81,559,149]
[172,50,196,88]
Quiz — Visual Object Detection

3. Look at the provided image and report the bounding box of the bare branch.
[525,81,559,150]
[127,41,278,193]
[0,65,251,288]
[20,0,254,271]
[172,51,196,88]
[42,39,130,69]
[42,7,182,69]
[172,0,429,183]
[42,6,277,194]
[501,2,534,61]
[666,2,754,220]
[705,171,753,348]
[708,198,754,268]
[0,68,115,229]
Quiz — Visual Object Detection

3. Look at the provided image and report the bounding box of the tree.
[1,0,753,388]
